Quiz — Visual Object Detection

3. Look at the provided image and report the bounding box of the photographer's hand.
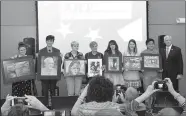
[25,95,49,111]
[145,81,160,95]
[164,78,175,93]
[118,93,125,103]
[1,94,14,115]
[135,81,160,104]
[112,91,119,103]
[165,78,185,107]
[5,94,14,104]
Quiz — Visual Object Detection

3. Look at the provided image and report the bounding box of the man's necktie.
[166,47,169,58]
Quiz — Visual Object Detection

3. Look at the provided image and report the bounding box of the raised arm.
[165,78,185,108]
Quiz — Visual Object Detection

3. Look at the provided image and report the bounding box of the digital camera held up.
[11,97,29,106]
[115,84,127,96]
[154,80,168,91]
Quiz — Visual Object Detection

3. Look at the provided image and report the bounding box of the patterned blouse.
[11,55,32,96]
[64,51,84,60]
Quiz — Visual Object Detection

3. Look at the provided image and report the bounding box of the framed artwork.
[123,56,141,71]
[64,59,86,77]
[37,53,61,80]
[106,56,122,73]
[87,59,102,77]
[141,53,162,70]
[2,56,35,84]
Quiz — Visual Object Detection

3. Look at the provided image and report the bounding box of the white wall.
[1,1,186,98]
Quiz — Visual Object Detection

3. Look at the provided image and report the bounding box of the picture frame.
[37,52,61,80]
[64,59,86,77]
[141,53,162,70]
[106,55,122,73]
[123,56,141,71]
[2,56,35,84]
[87,59,102,77]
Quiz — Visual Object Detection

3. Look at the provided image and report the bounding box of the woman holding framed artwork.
[103,40,124,85]
[10,42,34,97]
[64,41,84,96]
[123,39,141,90]
[85,41,104,83]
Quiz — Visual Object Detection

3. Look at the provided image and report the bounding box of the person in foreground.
[71,77,160,116]
[163,78,185,115]
[1,94,49,116]
[152,78,185,116]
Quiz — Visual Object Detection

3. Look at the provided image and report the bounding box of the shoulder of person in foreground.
[156,108,180,116]
[76,102,120,116]
[78,101,119,110]
[94,109,124,116]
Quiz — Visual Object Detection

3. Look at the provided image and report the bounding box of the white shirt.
[166,44,172,56]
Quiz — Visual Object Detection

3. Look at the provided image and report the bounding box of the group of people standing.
[10,35,183,102]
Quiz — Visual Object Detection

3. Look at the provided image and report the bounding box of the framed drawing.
[141,53,162,70]
[64,59,86,77]
[87,59,102,77]
[37,53,61,80]
[123,56,141,71]
[106,56,122,73]
[2,56,35,84]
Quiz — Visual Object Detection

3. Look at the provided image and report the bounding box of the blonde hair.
[156,108,180,116]
[94,109,123,116]
[125,87,139,102]
[71,41,79,47]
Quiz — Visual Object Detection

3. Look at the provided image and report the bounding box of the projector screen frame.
[35,1,149,53]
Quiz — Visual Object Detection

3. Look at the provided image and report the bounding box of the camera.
[11,97,29,106]
[154,80,168,91]
[115,85,126,96]
[116,85,121,96]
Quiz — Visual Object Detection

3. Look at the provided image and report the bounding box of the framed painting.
[141,53,162,70]
[87,59,102,77]
[123,56,141,71]
[37,52,61,80]
[2,56,35,84]
[64,59,86,77]
[106,55,122,73]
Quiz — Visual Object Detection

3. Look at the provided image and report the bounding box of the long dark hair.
[105,40,119,55]
[127,39,137,54]
[86,77,114,103]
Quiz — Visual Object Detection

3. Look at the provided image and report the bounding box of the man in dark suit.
[160,35,183,90]
[38,35,63,106]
